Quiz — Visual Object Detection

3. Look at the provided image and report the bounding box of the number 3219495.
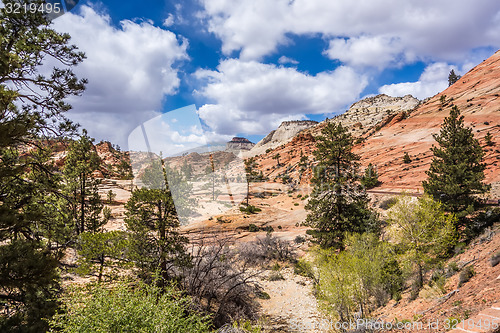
[4,2,61,14]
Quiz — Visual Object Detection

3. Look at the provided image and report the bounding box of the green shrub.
[256,291,270,300]
[294,235,306,244]
[458,265,475,287]
[447,262,459,276]
[294,259,315,279]
[240,205,262,214]
[51,280,211,332]
[248,224,259,232]
[403,152,412,163]
[379,197,397,210]
[294,203,299,206]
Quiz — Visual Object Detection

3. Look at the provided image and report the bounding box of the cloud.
[379,62,457,99]
[195,59,367,135]
[278,56,299,65]
[163,13,175,27]
[200,0,500,64]
[325,36,408,68]
[51,5,188,148]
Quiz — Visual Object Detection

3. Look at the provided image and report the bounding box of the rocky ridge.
[248,120,318,157]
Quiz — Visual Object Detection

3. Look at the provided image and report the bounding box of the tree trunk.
[80,173,85,234]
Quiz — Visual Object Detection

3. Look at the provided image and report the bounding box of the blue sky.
[50,0,500,148]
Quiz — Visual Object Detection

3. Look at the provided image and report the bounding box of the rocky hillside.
[248,120,318,157]
[251,49,500,197]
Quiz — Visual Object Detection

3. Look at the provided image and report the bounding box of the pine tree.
[448,69,461,86]
[64,130,105,234]
[361,163,379,189]
[485,131,494,146]
[0,1,86,329]
[125,158,190,284]
[273,153,281,166]
[304,122,377,249]
[423,106,490,221]
[244,157,259,206]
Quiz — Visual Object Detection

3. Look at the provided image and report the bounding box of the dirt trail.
[258,267,323,332]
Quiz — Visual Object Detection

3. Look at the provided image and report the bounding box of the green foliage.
[50,280,211,333]
[64,130,104,234]
[304,122,378,249]
[423,106,490,222]
[256,291,270,300]
[0,1,87,329]
[76,231,128,282]
[248,223,259,232]
[106,190,116,204]
[448,69,461,86]
[485,131,494,146]
[387,195,458,293]
[403,152,412,163]
[361,163,379,189]
[316,233,403,321]
[240,204,262,214]
[294,259,315,279]
[273,153,281,166]
[125,187,190,284]
[0,240,60,332]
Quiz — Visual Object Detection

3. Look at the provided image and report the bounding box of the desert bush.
[238,233,296,266]
[458,265,475,287]
[490,252,500,267]
[180,235,261,328]
[379,197,397,210]
[248,224,259,232]
[240,205,262,214]
[268,272,285,281]
[50,280,211,332]
[294,259,315,280]
[294,235,306,244]
[446,262,460,276]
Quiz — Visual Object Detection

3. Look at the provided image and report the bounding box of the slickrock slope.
[356,50,500,192]
[248,120,318,157]
[252,50,500,197]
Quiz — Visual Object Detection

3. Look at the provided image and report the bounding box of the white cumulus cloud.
[379,62,458,99]
[51,5,188,148]
[195,59,367,135]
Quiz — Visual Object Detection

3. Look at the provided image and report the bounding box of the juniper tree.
[304,122,377,249]
[361,163,379,189]
[423,106,490,221]
[0,0,86,330]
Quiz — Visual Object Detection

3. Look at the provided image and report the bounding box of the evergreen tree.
[485,131,494,146]
[273,153,281,166]
[0,0,86,329]
[361,163,379,189]
[64,130,105,234]
[403,152,412,163]
[448,69,461,86]
[423,106,490,221]
[244,157,260,206]
[304,122,377,249]
[125,158,190,284]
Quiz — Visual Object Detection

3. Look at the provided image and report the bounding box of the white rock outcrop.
[248,120,318,157]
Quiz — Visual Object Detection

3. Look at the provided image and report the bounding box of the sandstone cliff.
[248,120,318,156]
[226,137,255,152]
